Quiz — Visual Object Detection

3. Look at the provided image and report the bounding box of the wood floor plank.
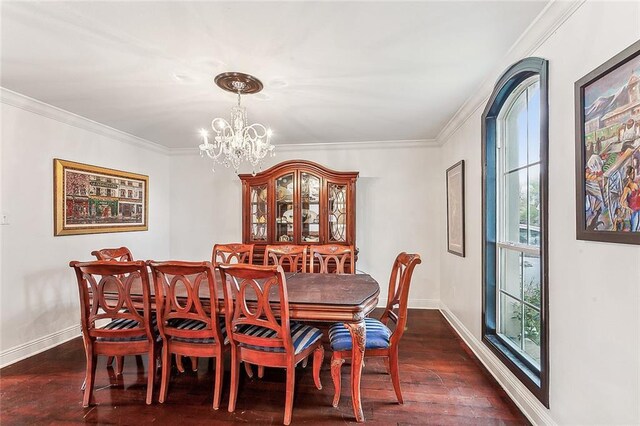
[0,310,529,425]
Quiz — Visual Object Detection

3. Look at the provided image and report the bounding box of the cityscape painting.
[54,159,148,236]
[575,41,640,245]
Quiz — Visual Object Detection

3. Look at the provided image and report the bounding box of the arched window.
[482,57,549,406]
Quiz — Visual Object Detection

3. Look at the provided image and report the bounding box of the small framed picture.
[446,160,465,257]
[575,40,640,244]
[54,159,149,236]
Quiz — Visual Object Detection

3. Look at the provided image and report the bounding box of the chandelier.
[199,72,275,174]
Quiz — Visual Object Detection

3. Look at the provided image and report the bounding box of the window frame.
[481,57,549,407]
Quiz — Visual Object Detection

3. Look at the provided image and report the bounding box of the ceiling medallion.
[198,72,274,174]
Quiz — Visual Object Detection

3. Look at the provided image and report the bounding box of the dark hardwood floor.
[0,310,528,425]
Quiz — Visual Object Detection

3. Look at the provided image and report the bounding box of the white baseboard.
[0,325,80,369]
[439,303,556,426]
[377,298,440,310]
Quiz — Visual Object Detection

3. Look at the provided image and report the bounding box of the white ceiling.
[1,1,547,148]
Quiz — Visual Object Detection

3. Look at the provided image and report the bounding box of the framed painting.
[54,159,148,236]
[446,160,465,257]
[575,40,640,245]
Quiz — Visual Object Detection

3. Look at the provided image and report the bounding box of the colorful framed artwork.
[446,160,465,257]
[575,40,640,245]
[54,159,148,236]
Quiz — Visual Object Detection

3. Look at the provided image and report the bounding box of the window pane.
[523,305,541,367]
[500,249,522,299]
[250,184,267,241]
[301,173,320,242]
[499,293,522,349]
[275,174,294,242]
[528,165,540,246]
[504,89,528,172]
[503,168,528,244]
[328,183,347,242]
[523,253,541,308]
[527,81,540,164]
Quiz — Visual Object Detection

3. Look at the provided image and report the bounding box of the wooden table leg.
[345,320,366,422]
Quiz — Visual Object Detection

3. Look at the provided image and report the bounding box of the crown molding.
[435,0,585,146]
[0,87,170,155]
[170,139,438,156]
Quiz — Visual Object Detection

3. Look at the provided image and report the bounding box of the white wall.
[439,2,640,425]
[169,142,441,309]
[0,91,172,366]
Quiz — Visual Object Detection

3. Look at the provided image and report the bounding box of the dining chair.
[310,244,355,274]
[212,243,254,266]
[147,260,228,410]
[264,244,308,273]
[219,264,324,426]
[212,242,256,377]
[70,260,158,407]
[90,246,135,374]
[328,252,421,407]
[90,247,134,262]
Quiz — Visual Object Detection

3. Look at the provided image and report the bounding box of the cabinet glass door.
[328,183,348,242]
[275,173,294,243]
[249,184,268,241]
[300,173,320,243]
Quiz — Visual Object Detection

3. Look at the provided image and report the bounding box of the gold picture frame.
[54,159,149,236]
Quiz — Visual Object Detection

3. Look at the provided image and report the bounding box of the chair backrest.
[212,243,254,267]
[379,252,421,345]
[264,245,307,273]
[91,247,134,262]
[310,244,354,274]
[69,260,153,341]
[219,264,293,354]
[147,261,224,345]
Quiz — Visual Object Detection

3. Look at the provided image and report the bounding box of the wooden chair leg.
[212,353,224,410]
[243,361,254,378]
[115,356,124,375]
[389,347,403,404]
[313,345,324,390]
[190,356,198,372]
[107,356,114,366]
[228,347,240,413]
[146,347,155,405]
[176,355,185,373]
[82,354,97,407]
[284,365,296,426]
[330,353,344,408]
[159,346,171,403]
[258,365,265,379]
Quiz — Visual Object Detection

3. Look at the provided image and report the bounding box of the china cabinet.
[239,160,358,266]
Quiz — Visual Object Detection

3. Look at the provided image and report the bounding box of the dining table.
[108,271,380,423]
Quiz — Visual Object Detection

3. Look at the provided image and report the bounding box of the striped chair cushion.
[329,318,392,351]
[167,318,229,345]
[235,322,322,355]
[97,314,158,342]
